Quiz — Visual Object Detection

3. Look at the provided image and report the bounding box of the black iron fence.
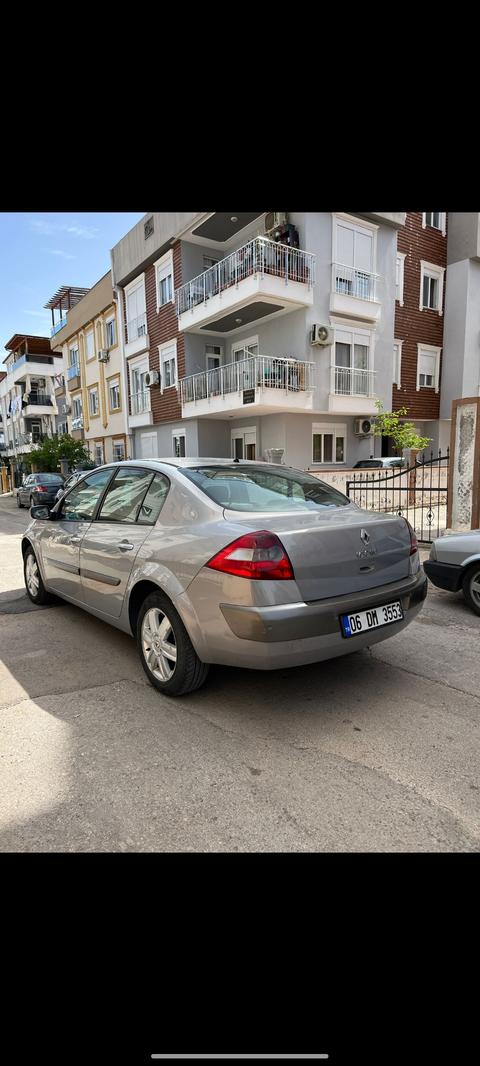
[346,450,450,543]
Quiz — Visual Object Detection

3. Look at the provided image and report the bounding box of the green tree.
[29,433,91,472]
[372,401,432,454]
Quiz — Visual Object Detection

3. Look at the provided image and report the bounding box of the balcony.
[23,393,57,418]
[54,374,65,396]
[67,363,81,389]
[328,365,378,415]
[51,318,68,337]
[329,263,381,321]
[129,389,153,429]
[180,353,316,419]
[125,312,148,358]
[8,354,57,385]
[71,414,84,440]
[175,237,316,335]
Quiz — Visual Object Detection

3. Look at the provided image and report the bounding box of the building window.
[105,317,116,348]
[423,212,446,234]
[417,346,441,392]
[159,340,177,390]
[203,255,219,271]
[125,276,147,342]
[172,431,186,458]
[206,344,222,371]
[130,363,150,415]
[94,442,104,466]
[72,395,82,419]
[393,341,403,388]
[85,330,94,361]
[395,252,405,305]
[155,251,174,310]
[333,214,377,301]
[333,326,373,396]
[57,421,68,436]
[112,439,125,461]
[108,378,121,412]
[420,261,444,313]
[89,387,99,416]
[69,344,79,369]
[312,423,346,464]
[31,421,42,442]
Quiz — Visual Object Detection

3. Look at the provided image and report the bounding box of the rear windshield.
[36,473,64,483]
[182,466,350,512]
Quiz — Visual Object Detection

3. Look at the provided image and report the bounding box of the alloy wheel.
[25,553,40,597]
[141,607,177,681]
[470,569,480,609]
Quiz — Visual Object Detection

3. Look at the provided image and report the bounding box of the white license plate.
[340,600,404,638]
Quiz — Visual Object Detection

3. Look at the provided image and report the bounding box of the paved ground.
[1,492,479,852]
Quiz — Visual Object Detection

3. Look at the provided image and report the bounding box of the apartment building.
[0,335,63,469]
[111,211,406,469]
[49,273,129,464]
[441,213,480,429]
[392,212,448,453]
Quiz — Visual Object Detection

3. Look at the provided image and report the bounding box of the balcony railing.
[72,415,84,430]
[67,363,80,381]
[181,354,316,406]
[130,390,151,416]
[51,318,68,337]
[332,262,379,302]
[331,365,376,397]
[126,312,147,344]
[175,237,316,317]
[26,392,53,406]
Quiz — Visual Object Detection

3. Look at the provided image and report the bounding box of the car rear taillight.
[405,519,418,555]
[206,530,294,580]
[36,485,48,493]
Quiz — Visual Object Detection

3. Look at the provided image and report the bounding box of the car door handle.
[69,535,83,544]
[118,541,135,551]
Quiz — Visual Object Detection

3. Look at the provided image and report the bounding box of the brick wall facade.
[394,212,447,420]
[145,242,184,424]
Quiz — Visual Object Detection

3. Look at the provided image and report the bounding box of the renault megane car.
[21,459,427,696]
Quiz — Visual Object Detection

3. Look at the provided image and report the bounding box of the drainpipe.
[110,250,133,460]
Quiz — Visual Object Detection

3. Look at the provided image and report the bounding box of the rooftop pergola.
[44,285,90,334]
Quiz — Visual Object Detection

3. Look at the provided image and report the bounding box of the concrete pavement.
[0,494,479,851]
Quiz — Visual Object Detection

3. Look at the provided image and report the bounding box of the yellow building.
[50,273,129,464]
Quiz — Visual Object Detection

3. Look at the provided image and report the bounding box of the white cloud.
[30,218,99,240]
[47,248,76,260]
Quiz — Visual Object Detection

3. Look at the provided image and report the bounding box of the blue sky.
[0,212,144,356]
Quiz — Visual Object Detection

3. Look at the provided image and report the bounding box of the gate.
[346,450,450,543]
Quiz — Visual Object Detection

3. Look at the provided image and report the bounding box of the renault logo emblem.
[360,528,370,545]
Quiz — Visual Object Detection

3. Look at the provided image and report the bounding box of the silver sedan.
[424,529,480,615]
[22,459,427,696]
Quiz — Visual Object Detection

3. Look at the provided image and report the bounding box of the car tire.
[24,546,52,605]
[17,493,22,508]
[462,563,480,616]
[30,495,35,510]
[137,590,209,697]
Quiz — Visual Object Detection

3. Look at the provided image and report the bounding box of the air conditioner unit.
[145,370,160,387]
[353,418,374,436]
[265,211,288,234]
[98,350,110,363]
[310,324,333,346]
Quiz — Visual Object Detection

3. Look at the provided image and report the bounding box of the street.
[0,494,479,852]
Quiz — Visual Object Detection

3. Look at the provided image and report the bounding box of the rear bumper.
[423,560,463,592]
[177,568,427,670]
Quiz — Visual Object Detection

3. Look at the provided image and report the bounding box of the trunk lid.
[222,505,412,601]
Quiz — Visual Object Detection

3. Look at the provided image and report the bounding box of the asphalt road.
[1,493,479,852]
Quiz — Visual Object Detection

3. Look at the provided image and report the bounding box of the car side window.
[61,469,113,522]
[137,473,170,525]
[97,467,155,524]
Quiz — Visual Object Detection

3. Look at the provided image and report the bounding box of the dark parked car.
[353,458,407,470]
[17,472,65,509]
[54,469,90,503]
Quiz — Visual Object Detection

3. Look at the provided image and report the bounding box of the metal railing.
[175,237,316,317]
[332,262,379,302]
[67,363,80,381]
[181,354,316,406]
[130,390,151,416]
[126,312,147,344]
[347,449,450,544]
[331,365,376,397]
[72,415,84,430]
[25,392,53,406]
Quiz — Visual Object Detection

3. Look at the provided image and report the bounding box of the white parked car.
[424,530,480,615]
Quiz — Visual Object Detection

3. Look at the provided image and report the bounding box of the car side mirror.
[30,505,51,520]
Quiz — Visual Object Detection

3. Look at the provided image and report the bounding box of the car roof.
[93,458,290,473]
